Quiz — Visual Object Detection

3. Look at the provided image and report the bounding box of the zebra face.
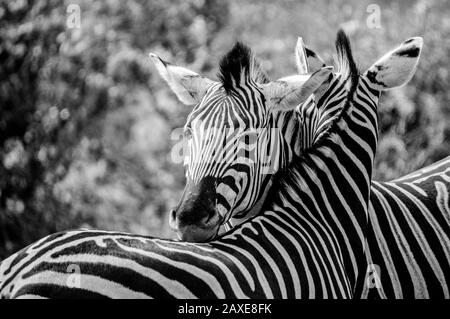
[150,43,332,241]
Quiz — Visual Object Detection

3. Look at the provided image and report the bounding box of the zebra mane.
[267,30,359,196]
[218,42,269,94]
[335,29,359,85]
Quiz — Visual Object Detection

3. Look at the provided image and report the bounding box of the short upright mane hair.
[218,42,269,93]
[335,29,359,83]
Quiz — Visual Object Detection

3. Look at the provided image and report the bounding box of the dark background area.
[1,0,449,259]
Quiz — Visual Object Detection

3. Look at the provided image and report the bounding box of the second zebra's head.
[150,43,332,241]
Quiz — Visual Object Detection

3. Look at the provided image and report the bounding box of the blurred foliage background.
[0,0,449,259]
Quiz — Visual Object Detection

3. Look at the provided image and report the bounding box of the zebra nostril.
[199,213,212,225]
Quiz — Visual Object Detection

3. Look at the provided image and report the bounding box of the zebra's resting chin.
[169,207,222,242]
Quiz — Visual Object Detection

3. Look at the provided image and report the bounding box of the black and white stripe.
[0,31,428,299]
[288,39,450,298]
[0,31,369,299]
[363,156,450,298]
[223,35,450,298]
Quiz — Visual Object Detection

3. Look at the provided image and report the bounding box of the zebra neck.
[269,77,380,293]
[229,177,273,227]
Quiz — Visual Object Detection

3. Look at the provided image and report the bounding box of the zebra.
[0,30,421,298]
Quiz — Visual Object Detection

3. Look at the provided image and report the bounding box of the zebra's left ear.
[149,53,216,105]
[364,37,423,90]
[295,39,327,75]
[264,66,333,111]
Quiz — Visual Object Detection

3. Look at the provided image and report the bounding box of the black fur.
[395,47,420,58]
[335,29,359,81]
[217,42,269,93]
[268,29,360,196]
[305,47,317,58]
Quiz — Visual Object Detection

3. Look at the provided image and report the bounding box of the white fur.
[264,67,333,111]
[149,53,215,105]
[364,37,423,90]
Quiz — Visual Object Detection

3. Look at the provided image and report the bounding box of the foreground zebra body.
[0,221,353,299]
[0,31,423,298]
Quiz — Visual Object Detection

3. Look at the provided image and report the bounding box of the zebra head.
[150,43,332,241]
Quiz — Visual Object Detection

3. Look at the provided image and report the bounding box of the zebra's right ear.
[264,66,333,111]
[295,44,326,74]
[296,43,327,74]
[149,53,216,105]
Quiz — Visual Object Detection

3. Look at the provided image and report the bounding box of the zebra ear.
[298,46,326,74]
[264,66,333,111]
[364,37,423,90]
[149,53,216,105]
[295,37,309,74]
